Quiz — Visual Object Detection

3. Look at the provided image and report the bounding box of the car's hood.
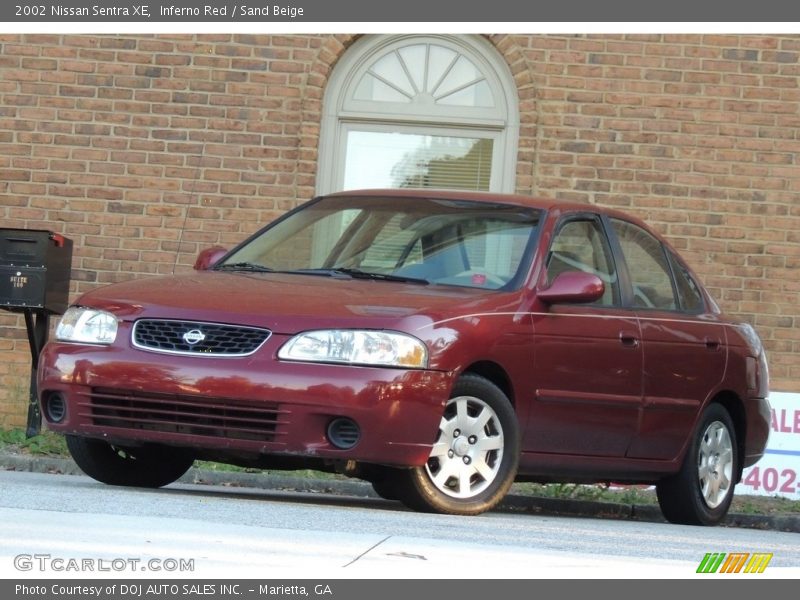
[76,271,504,335]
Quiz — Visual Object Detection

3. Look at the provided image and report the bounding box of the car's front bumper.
[37,336,453,468]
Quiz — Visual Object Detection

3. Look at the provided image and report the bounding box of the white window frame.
[317,34,519,195]
[335,121,505,193]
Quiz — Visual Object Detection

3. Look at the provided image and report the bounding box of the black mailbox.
[0,228,73,437]
[0,229,73,315]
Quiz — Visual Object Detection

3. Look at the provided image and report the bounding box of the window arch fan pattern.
[317,35,519,195]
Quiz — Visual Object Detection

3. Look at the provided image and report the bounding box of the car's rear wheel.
[656,403,738,526]
[66,435,195,488]
[394,374,519,515]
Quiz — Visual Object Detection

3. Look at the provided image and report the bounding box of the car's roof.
[323,188,673,254]
[323,188,632,219]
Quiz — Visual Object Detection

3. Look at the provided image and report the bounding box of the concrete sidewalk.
[2,451,797,533]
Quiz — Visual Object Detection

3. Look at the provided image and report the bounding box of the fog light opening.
[327,418,361,450]
[44,392,67,424]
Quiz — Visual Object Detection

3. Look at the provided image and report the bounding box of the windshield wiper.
[292,267,429,285]
[215,262,275,273]
[217,264,428,284]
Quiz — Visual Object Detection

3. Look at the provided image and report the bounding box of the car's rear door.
[607,218,727,460]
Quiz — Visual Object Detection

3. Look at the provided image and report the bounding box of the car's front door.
[525,215,643,457]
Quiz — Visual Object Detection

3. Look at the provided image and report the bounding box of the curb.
[3,452,798,533]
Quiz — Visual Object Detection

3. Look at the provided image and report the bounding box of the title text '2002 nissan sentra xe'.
[39,189,770,525]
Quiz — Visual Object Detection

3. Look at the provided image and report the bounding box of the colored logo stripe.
[720,553,749,573]
[697,553,773,574]
[697,553,726,573]
[745,554,773,573]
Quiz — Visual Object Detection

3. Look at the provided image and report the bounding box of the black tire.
[369,467,402,501]
[656,404,738,526]
[66,435,195,488]
[394,373,520,515]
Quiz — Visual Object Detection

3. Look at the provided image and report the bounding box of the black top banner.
[4,0,800,22]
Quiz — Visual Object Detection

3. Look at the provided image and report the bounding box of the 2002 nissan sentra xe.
[38,189,770,525]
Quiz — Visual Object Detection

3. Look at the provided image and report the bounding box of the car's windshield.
[218,195,541,290]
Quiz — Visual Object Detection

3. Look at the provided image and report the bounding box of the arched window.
[317,35,519,194]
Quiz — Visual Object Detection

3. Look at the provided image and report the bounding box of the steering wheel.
[633,286,656,308]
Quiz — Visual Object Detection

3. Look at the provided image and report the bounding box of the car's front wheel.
[394,374,520,515]
[656,403,738,526]
[366,467,402,501]
[66,435,195,488]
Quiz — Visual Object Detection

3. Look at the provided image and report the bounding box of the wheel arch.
[462,360,515,406]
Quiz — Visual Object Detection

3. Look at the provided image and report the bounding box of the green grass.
[193,462,344,480]
[0,427,68,456]
[0,428,343,480]
[193,461,261,474]
[510,481,800,514]
[1,427,798,515]
[731,495,800,516]
[511,482,659,505]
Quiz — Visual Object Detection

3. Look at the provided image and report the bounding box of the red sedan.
[38,189,770,525]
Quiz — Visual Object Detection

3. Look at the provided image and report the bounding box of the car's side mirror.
[193,246,228,271]
[537,271,605,305]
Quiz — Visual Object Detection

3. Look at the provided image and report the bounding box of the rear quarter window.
[668,251,706,313]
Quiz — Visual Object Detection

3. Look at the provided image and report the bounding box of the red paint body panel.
[626,312,728,460]
[526,306,642,457]
[39,332,451,467]
[38,190,770,485]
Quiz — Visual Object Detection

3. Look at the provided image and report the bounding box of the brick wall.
[0,34,798,426]
[518,34,800,391]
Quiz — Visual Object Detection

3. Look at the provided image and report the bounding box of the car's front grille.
[82,388,287,443]
[132,319,270,356]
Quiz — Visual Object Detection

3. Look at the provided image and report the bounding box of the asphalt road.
[0,470,798,578]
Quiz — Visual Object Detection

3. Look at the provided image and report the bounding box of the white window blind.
[343,131,494,191]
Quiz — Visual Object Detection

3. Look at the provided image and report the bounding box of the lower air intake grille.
[85,388,286,442]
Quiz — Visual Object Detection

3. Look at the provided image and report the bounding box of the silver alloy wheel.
[697,420,734,509]
[424,395,504,499]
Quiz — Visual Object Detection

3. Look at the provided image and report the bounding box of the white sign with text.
[736,391,800,499]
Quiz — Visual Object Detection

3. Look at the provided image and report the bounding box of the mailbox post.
[0,229,73,437]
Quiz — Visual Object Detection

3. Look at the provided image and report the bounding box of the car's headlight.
[55,307,118,345]
[278,330,428,369]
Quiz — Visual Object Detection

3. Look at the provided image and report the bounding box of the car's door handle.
[705,336,722,351]
[619,331,639,348]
